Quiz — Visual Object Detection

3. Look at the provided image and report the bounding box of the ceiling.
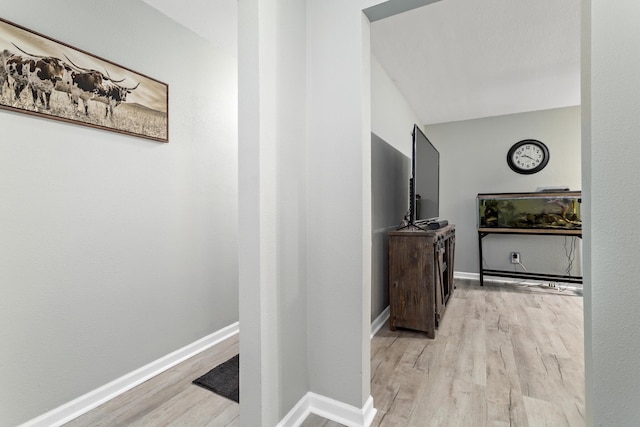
[142,0,581,125]
[370,0,581,125]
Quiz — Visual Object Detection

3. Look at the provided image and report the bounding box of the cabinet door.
[389,234,435,337]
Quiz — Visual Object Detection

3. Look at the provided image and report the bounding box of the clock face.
[512,144,543,170]
[507,140,549,174]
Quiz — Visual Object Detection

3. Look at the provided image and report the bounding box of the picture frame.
[0,17,168,143]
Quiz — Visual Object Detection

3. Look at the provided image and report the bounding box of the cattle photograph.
[0,17,168,142]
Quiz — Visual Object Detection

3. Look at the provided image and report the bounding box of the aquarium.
[477,191,582,230]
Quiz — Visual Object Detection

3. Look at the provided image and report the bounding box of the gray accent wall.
[0,2,238,425]
[371,133,411,321]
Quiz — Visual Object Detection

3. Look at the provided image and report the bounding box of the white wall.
[274,0,311,419]
[238,0,310,424]
[239,0,374,424]
[580,1,593,422]
[0,1,238,425]
[586,2,640,424]
[305,0,372,410]
[371,55,420,157]
[425,106,582,277]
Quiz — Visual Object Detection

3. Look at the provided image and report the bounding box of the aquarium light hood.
[536,186,571,192]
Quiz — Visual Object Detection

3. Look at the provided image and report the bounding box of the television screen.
[412,124,439,223]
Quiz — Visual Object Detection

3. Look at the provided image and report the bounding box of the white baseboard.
[454,271,480,281]
[278,392,376,427]
[370,306,390,339]
[454,271,583,292]
[19,322,240,427]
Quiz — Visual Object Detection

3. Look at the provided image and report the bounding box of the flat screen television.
[409,124,440,225]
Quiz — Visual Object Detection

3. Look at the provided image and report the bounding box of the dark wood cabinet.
[388,225,455,338]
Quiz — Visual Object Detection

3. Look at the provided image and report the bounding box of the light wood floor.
[65,279,584,427]
[64,335,240,427]
[369,279,584,427]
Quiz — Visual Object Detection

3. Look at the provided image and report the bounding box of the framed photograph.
[0,17,168,142]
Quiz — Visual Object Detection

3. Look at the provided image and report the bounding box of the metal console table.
[477,227,583,286]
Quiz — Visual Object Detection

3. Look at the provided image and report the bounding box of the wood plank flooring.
[300,414,345,427]
[64,335,239,427]
[370,279,584,427]
[64,279,584,426]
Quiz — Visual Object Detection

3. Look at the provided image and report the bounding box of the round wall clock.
[507,139,549,174]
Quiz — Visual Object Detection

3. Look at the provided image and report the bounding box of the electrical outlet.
[510,252,520,264]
